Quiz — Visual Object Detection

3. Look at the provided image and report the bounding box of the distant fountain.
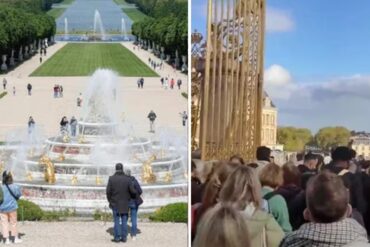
[93,10,106,40]
[121,18,127,41]
[64,18,69,40]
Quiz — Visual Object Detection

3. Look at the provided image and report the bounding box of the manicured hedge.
[149,203,187,223]
[17,199,43,221]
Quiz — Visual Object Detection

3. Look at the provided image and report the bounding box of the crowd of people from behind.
[191,145,370,247]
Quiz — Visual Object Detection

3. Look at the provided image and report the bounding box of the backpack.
[0,186,3,205]
[262,191,278,213]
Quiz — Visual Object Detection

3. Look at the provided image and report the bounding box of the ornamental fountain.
[5,69,187,213]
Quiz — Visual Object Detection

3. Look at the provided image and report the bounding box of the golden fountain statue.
[63,135,70,143]
[26,172,33,181]
[141,155,157,184]
[164,171,172,183]
[78,135,85,144]
[71,175,78,185]
[39,155,56,184]
[95,176,102,185]
[58,154,65,162]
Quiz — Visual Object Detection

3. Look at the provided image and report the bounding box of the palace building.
[261,92,280,149]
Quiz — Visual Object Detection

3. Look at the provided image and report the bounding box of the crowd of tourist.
[191,146,370,247]
[148,58,163,71]
[160,77,182,90]
[60,116,78,137]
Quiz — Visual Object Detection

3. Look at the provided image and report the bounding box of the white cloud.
[266,7,295,32]
[264,65,370,131]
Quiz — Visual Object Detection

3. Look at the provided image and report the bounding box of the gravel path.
[13,221,187,247]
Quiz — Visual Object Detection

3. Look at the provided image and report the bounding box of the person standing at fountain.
[125,169,143,241]
[27,83,32,96]
[70,116,78,137]
[28,116,35,134]
[147,110,157,133]
[170,78,175,89]
[2,78,7,90]
[0,171,22,244]
[106,163,137,243]
[160,77,164,87]
[60,116,69,135]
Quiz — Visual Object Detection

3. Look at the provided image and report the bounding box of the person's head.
[219,166,262,210]
[259,163,283,189]
[2,171,13,185]
[331,146,353,169]
[229,154,245,165]
[125,169,131,176]
[282,162,301,187]
[296,152,304,162]
[201,162,240,216]
[304,171,351,223]
[193,204,251,247]
[304,152,318,170]
[256,146,271,162]
[29,116,33,120]
[115,163,123,173]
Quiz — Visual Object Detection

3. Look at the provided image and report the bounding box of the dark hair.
[2,171,13,185]
[282,162,301,187]
[115,163,123,171]
[331,146,352,162]
[304,152,317,162]
[296,152,304,161]
[306,171,349,223]
[256,146,271,162]
[229,155,245,165]
[349,149,356,159]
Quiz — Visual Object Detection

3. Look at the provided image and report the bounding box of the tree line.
[0,0,56,63]
[130,0,187,59]
[277,126,352,152]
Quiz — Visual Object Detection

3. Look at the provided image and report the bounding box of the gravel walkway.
[12,221,187,247]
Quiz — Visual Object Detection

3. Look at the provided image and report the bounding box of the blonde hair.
[259,163,283,188]
[219,166,262,209]
[193,203,251,247]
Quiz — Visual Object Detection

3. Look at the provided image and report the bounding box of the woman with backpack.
[125,169,143,241]
[259,163,292,233]
[218,165,284,247]
[0,171,22,244]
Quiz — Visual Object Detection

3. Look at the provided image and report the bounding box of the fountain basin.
[19,182,187,214]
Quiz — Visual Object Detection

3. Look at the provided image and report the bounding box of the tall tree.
[315,126,351,151]
[277,127,313,152]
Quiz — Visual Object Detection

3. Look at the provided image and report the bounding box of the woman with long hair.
[191,161,240,241]
[193,204,251,247]
[219,166,284,247]
[0,171,22,244]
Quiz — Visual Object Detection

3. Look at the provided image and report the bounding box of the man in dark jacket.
[324,146,367,225]
[106,163,137,242]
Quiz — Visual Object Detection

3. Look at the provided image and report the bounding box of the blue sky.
[192,0,370,132]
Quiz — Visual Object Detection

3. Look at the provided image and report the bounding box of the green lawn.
[122,8,148,22]
[30,43,158,77]
[114,0,129,5]
[47,0,75,18]
[47,8,65,18]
